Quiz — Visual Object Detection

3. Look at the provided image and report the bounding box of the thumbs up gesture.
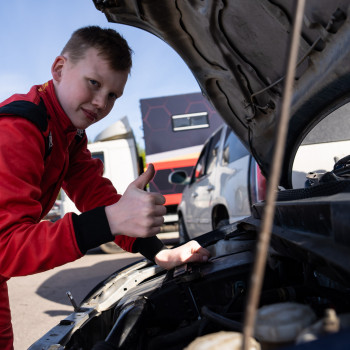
[105,164,167,238]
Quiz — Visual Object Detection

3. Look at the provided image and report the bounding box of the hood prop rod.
[242,1,306,349]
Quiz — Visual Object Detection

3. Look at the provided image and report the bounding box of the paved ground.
[8,248,143,349]
[7,232,178,350]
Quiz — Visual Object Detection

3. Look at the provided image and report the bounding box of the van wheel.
[178,216,190,243]
[213,211,229,230]
[100,242,123,254]
[216,218,229,229]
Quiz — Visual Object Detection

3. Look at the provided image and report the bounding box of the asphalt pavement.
[8,249,143,349]
[7,231,178,350]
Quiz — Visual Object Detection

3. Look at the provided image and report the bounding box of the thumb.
[132,163,155,189]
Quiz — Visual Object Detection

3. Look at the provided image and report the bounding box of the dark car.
[30,1,350,349]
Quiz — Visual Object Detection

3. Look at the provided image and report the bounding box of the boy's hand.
[105,164,166,238]
[154,241,211,270]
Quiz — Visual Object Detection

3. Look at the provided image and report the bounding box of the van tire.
[216,219,229,229]
[212,206,229,230]
[178,216,190,243]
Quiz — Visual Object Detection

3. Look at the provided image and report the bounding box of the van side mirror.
[168,170,190,185]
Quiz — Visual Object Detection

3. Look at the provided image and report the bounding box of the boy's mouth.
[82,108,97,122]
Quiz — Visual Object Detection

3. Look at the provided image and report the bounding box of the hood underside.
[94,0,350,186]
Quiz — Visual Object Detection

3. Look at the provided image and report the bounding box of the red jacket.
[0,81,164,349]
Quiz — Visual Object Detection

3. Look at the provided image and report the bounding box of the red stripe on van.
[164,193,183,205]
[147,158,198,171]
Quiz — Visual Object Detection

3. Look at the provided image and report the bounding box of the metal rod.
[188,286,202,320]
[242,1,306,349]
[66,291,80,312]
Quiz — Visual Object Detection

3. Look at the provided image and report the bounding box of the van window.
[92,152,105,173]
[206,129,222,174]
[193,145,208,180]
[222,128,249,165]
[191,128,222,182]
[92,151,105,164]
[172,112,209,131]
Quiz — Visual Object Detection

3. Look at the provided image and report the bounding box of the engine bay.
[58,218,350,350]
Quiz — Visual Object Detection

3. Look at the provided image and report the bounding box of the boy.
[0,26,210,349]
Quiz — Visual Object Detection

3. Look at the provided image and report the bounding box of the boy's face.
[51,47,129,130]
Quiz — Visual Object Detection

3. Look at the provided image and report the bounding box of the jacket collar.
[37,80,78,136]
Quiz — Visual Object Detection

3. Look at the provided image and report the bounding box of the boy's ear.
[51,56,66,82]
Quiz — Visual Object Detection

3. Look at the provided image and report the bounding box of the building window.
[172,112,209,131]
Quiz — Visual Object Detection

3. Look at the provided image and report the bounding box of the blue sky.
[0,0,200,147]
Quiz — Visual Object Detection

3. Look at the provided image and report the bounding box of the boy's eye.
[108,92,117,100]
[89,79,99,87]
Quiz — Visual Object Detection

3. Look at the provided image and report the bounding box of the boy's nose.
[93,95,108,110]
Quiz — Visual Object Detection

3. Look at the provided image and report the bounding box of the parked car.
[169,124,266,242]
[30,1,350,349]
[173,107,350,243]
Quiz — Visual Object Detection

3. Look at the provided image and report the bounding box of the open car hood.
[93,0,350,186]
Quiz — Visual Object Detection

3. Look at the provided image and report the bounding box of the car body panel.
[220,156,252,222]
[185,173,213,234]
[182,127,222,235]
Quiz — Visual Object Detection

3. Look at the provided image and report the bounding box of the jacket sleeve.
[61,134,137,253]
[63,136,166,259]
[0,118,83,278]
[62,134,120,212]
[0,118,165,280]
